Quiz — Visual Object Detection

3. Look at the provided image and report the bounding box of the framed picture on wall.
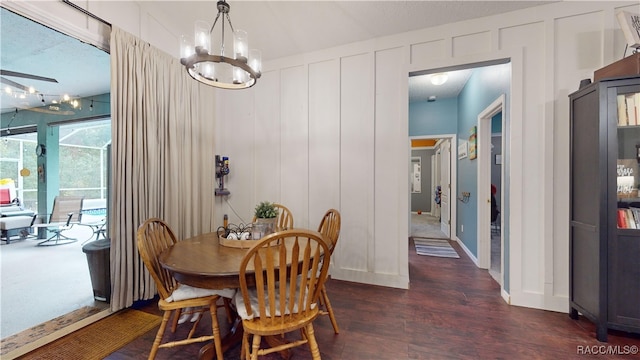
[411,157,421,193]
[469,126,477,160]
[458,141,468,159]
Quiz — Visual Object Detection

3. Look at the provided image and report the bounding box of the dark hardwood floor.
[106,239,640,359]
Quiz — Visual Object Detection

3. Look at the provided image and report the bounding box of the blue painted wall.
[409,97,458,136]
[409,64,510,291]
[492,112,502,133]
[457,64,509,260]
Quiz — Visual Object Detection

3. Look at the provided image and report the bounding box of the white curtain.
[109,27,217,311]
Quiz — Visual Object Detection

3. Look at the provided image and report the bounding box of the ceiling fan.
[0,70,77,115]
[0,69,58,91]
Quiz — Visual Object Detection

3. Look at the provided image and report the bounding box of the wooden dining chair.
[316,208,341,334]
[136,218,230,360]
[235,229,331,360]
[252,203,294,230]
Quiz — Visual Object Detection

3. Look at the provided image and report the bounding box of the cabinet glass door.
[616,90,640,229]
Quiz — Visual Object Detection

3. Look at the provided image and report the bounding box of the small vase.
[253,217,277,239]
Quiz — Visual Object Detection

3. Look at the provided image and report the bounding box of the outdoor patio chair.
[32,195,84,246]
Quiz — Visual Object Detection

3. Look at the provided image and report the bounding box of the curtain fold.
[109,27,217,311]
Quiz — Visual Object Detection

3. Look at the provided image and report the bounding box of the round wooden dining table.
[159,231,251,290]
[158,231,290,360]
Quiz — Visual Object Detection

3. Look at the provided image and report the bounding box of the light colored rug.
[413,237,460,258]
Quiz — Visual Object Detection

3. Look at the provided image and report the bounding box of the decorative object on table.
[253,201,278,239]
[252,202,294,231]
[217,222,257,248]
[179,0,262,89]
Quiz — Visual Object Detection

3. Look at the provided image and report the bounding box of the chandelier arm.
[221,14,226,56]
[209,12,222,34]
[225,13,235,33]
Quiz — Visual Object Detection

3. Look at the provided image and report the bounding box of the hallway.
[410,213,447,239]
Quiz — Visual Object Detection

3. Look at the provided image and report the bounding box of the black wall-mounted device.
[215,155,230,196]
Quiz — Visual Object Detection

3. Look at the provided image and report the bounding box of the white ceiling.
[148,1,554,61]
[0,7,111,114]
[0,1,553,114]
[409,70,474,103]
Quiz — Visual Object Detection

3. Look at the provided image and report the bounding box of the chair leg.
[187,310,203,339]
[222,297,233,323]
[250,334,262,360]
[37,229,77,246]
[304,323,322,360]
[209,301,224,360]
[149,310,171,360]
[241,328,249,360]
[171,309,181,333]
[321,285,339,334]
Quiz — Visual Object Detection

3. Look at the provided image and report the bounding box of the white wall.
[8,0,639,311]
[214,1,640,306]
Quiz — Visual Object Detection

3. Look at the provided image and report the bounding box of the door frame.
[477,95,505,277]
[409,134,457,240]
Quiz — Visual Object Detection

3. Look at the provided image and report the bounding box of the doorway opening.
[410,136,457,240]
[0,6,112,351]
[408,59,511,291]
[0,119,112,344]
[477,95,505,285]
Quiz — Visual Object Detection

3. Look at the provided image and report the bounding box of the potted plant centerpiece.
[253,201,278,239]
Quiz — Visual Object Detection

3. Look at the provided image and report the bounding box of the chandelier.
[180,0,261,90]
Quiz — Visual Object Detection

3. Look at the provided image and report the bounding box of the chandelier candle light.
[180,0,261,89]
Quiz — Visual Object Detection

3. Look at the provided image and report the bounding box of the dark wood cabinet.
[569,75,640,342]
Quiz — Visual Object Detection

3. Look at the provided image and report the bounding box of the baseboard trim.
[332,268,409,290]
[501,288,511,304]
[453,237,479,266]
